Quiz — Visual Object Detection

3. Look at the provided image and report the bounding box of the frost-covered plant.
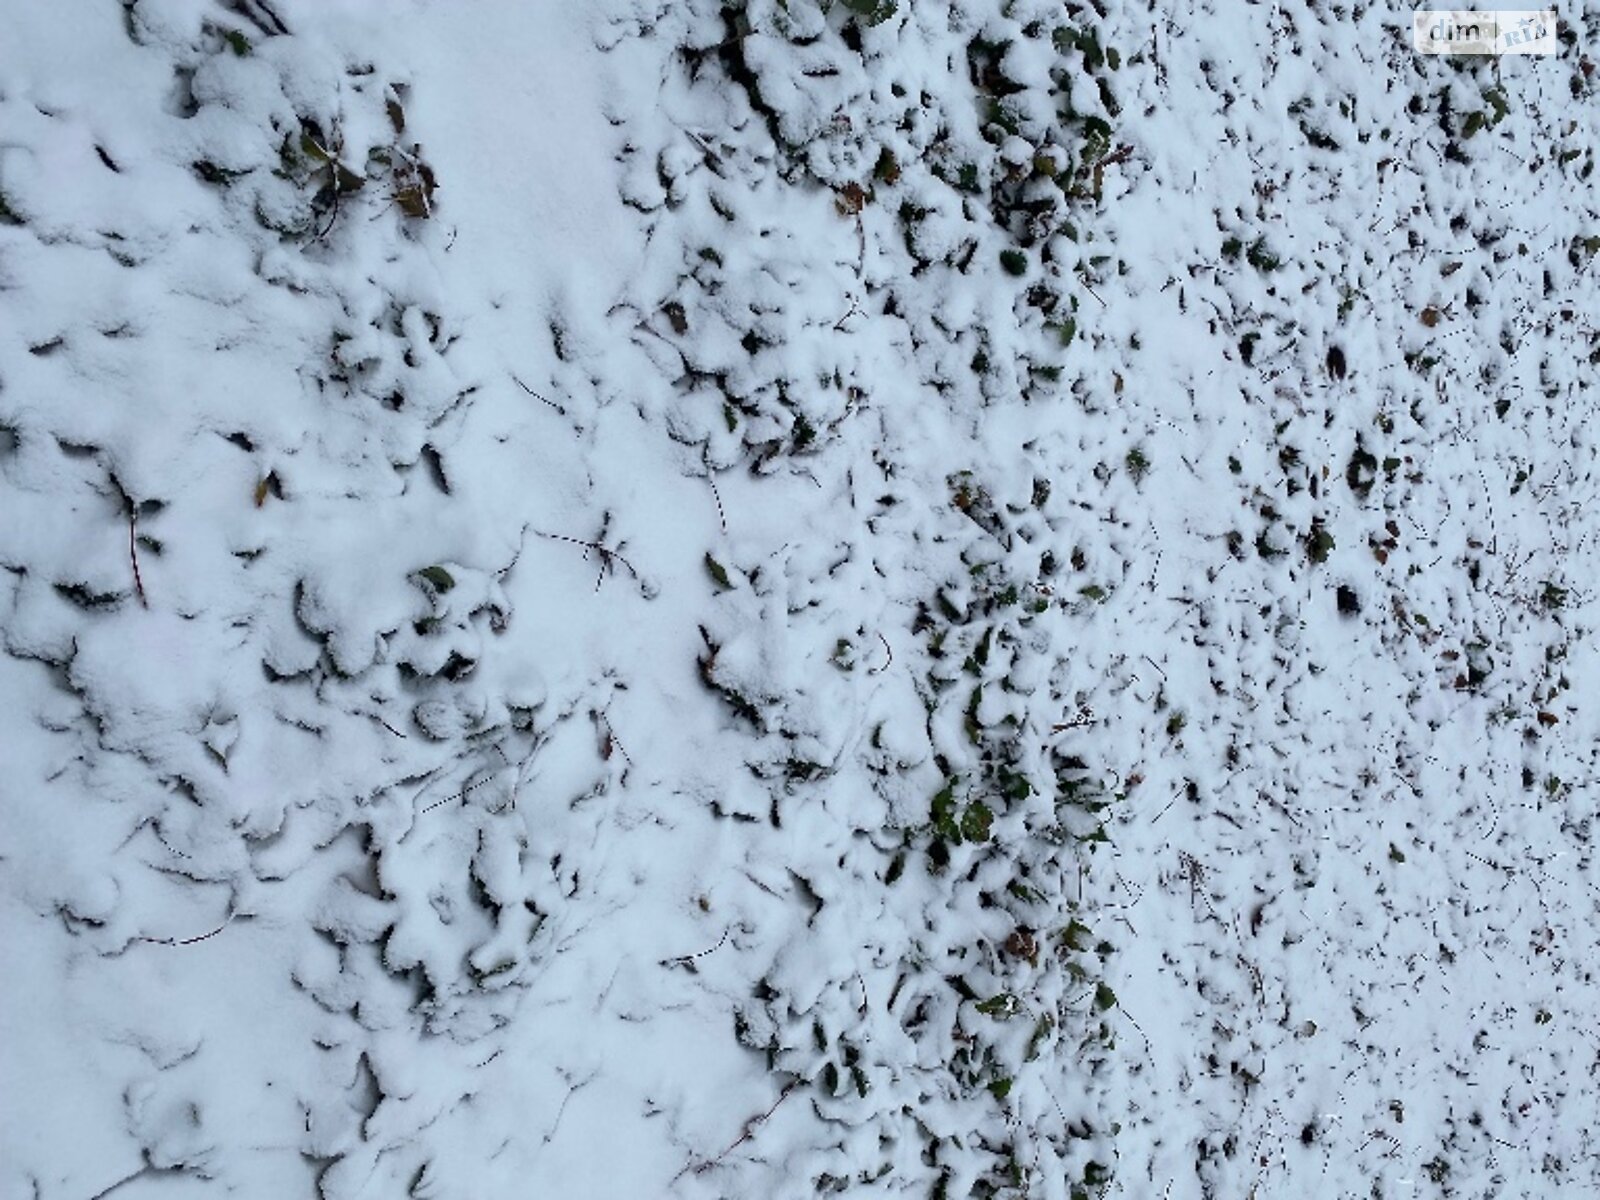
[604,0,1130,476]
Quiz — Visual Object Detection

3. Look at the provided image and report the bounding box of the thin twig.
[309,131,346,243]
[128,511,149,608]
[367,711,408,738]
[868,631,892,674]
[134,913,232,947]
[1052,706,1096,731]
[594,709,635,769]
[512,373,567,415]
[659,926,729,969]
[674,1081,799,1182]
[498,737,543,813]
[418,770,503,815]
[708,470,727,533]
[543,1068,599,1144]
[534,528,640,589]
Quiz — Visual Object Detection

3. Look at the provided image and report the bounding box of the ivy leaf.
[959,802,993,843]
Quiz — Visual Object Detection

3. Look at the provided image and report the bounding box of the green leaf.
[1484,87,1510,126]
[839,0,897,25]
[1000,249,1028,276]
[999,768,1032,802]
[959,802,993,843]
[335,163,367,194]
[1306,520,1335,565]
[705,554,731,589]
[1246,238,1281,272]
[931,780,962,842]
[418,565,455,593]
[884,852,905,885]
[1093,982,1117,1011]
[792,413,816,450]
[974,626,993,667]
[1062,919,1094,952]
[976,993,1020,1019]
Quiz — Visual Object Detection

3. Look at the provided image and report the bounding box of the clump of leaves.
[277,119,367,237]
[1245,238,1281,272]
[389,147,438,218]
[930,779,996,849]
[273,94,438,239]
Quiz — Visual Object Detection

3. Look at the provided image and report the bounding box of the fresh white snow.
[3,1,1598,1198]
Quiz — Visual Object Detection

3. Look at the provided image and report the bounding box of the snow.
[3,0,1599,1197]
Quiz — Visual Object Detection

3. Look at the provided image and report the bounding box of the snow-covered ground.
[3,1,1597,1197]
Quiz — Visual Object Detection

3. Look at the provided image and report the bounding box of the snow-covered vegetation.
[3,1,1597,1197]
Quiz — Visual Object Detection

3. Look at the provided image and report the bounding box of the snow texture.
[3,1,1599,1198]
